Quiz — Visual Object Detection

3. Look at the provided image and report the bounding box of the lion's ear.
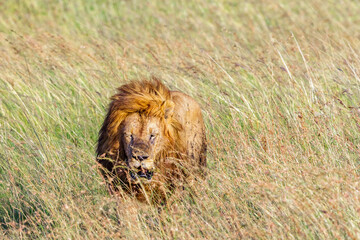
[164,101,174,119]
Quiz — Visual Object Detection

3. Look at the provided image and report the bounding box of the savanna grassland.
[1,0,360,239]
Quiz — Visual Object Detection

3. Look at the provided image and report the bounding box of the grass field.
[1,0,360,239]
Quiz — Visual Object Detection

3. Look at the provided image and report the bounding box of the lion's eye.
[149,134,156,140]
[125,133,133,141]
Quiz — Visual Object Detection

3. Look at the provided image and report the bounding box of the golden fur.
[96,78,206,202]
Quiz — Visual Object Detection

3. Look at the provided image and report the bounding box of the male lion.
[96,79,206,202]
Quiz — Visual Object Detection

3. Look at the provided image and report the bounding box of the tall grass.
[1,0,360,239]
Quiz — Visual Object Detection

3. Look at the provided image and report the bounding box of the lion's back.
[171,91,207,168]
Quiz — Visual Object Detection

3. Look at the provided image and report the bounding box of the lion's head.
[121,112,168,181]
[96,79,183,189]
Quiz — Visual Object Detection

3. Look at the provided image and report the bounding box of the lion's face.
[121,112,165,182]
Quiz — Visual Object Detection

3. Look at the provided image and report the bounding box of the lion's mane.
[96,79,184,175]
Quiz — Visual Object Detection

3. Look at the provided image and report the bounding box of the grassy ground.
[1,0,360,239]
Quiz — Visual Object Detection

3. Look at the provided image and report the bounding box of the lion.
[96,78,206,202]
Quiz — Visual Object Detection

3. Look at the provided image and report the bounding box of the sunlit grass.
[1,0,360,239]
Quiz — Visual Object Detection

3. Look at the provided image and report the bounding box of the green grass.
[1,0,360,239]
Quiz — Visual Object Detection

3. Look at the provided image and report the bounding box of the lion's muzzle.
[130,168,154,181]
[128,158,155,180]
[127,142,155,181]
